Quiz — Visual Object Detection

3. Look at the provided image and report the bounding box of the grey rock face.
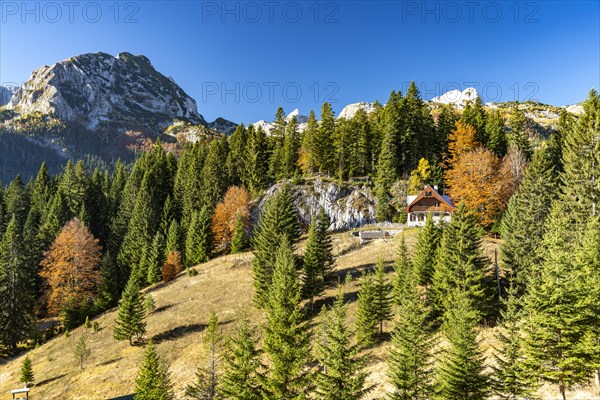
[7,52,205,130]
[254,178,376,231]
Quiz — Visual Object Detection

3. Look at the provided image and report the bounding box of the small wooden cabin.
[405,184,455,227]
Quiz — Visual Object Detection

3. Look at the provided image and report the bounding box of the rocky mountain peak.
[7,52,206,130]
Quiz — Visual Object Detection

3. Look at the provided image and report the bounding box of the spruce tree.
[507,102,532,159]
[355,272,378,347]
[97,250,121,309]
[485,109,508,157]
[165,219,184,255]
[186,310,222,399]
[299,110,319,174]
[317,102,336,175]
[521,202,591,400]
[202,139,229,210]
[435,290,489,400]
[4,175,30,230]
[373,261,393,335]
[113,277,147,345]
[230,213,248,254]
[492,284,536,400]
[251,185,299,308]
[281,115,301,179]
[392,234,412,305]
[388,249,434,400]
[226,124,248,185]
[263,237,311,399]
[460,97,487,145]
[412,213,441,290]
[0,216,35,352]
[315,209,334,280]
[244,125,269,196]
[186,207,213,266]
[314,287,370,400]
[218,319,264,400]
[431,203,490,319]
[501,148,558,293]
[147,231,166,284]
[135,341,174,400]
[20,355,34,387]
[301,219,324,309]
[375,130,398,221]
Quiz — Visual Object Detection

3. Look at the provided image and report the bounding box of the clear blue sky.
[1,0,599,124]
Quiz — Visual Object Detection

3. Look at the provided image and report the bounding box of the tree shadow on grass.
[97,357,122,367]
[37,373,67,387]
[153,304,174,313]
[151,320,234,344]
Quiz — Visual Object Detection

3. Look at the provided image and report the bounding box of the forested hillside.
[0,86,599,400]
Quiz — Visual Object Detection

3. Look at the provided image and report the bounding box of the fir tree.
[314,287,370,400]
[186,207,213,266]
[431,203,490,319]
[388,249,434,400]
[263,237,312,399]
[492,284,536,400]
[251,185,299,308]
[392,235,412,305]
[113,277,147,345]
[375,130,398,221]
[299,110,319,174]
[147,231,166,284]
[317,102,336,174]
[281,115,301,179]
[186,310,222,400]
[73,334,91,369]
[0,216,35,352]
[20,355,34,387]
[460,97,487,145]
[97,250,121,309]
[244,125,269,196]
[501,148,558,293]
[435,290,489,400]
[485,109,508,157]
[315,209,334,281]
[218,319,264,400]
[507,102,532,159]
[134,341,174,400]
[165,219,184,255]
[202,139,229,210]
[521,202,591,400]
[412,213,441,290]
[230,213,248,254]
[373,261,393,335]
[355,272,378,347]
[301,219,324,309]
[226,124,248,185]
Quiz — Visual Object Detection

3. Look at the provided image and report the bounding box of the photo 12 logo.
[200,1,339,23]
[200,81,339,104]
[1,1,140,23]
[401,81,540,103]
[400,1,540,23]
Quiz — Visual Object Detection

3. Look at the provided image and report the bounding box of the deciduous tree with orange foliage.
[162,251,183,282]
[41,218,102,315]
[211,186,250,249]
[446,121,479,166]
[446,148,514,228]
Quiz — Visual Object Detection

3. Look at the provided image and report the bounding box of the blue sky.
[1,0,599,123]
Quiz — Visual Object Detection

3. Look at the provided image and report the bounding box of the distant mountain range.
[0,51,585,178]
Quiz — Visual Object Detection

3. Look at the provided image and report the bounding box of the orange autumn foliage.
[41,218,102,315]
[447,121,479,166]
[211,186,250,247]
[446,148,515,228]
[162,251,183,282]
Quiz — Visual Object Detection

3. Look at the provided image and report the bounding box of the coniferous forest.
[1,85,600,400]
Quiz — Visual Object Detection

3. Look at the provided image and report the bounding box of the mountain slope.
[8,52,205,131]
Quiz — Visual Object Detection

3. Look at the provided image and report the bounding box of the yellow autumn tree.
[41,218,102,315]
[408,158,432,195]
[446,148,514,228]
[211,186,250,248]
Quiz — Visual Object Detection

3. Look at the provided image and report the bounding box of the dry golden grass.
[0,228,597,399]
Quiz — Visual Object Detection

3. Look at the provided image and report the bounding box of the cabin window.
[410,214,416,221]
[418,213,425,221]
[425,191,432,196]
[434,213,440,218]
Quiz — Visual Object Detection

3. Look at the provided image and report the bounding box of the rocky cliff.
[254,178,376,231]
[7,52,206,131]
